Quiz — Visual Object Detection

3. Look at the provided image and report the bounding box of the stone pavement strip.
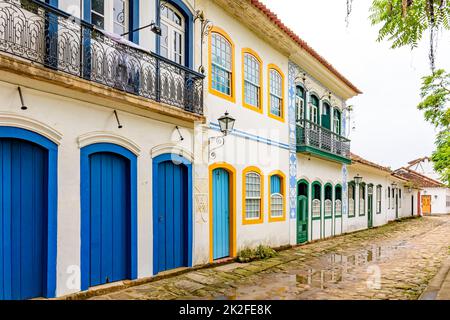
[87,216,450,300]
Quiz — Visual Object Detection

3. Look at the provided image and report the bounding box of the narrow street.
[90,216,450,300]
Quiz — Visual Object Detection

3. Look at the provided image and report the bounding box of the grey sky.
[260,0,450,169]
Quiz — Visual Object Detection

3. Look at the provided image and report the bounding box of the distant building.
[394,161,450,215]
[406,157,442,182]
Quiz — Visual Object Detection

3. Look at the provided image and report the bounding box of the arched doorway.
[209,163,236,261]
[0,126,57,299]
[153,154,192,274]
[324,183,333,238]
[80,143,137,290]
[334,185,343,236]
[297,180,309,244]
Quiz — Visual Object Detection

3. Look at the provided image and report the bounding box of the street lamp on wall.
[209,112,235,161]
[354,174,363,185]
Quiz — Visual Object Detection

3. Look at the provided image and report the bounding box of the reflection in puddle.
[214,242,411,300]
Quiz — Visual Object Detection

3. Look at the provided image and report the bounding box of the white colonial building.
[394,157,450,215]
[0,0,424,300]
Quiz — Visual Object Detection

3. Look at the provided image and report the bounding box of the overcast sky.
[260,0,450,169]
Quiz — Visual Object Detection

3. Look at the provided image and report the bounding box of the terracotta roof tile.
[250,0,362,94]
[350,153,392,173]
[393,167,445,188]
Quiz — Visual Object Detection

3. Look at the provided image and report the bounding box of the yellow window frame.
[241,48,263,113]
[208,26,236,103]
[268,170,286,222]
[267,63,285,122]
[242,166,264,225]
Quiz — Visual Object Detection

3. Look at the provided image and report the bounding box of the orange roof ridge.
[349,152,392,173]
[250,0,362,95]
[396,167,444,187]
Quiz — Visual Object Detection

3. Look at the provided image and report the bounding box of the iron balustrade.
[296,118,350,158]
[0,0,204,115]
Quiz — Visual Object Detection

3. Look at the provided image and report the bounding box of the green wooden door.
[297,196,308,244]
[368,194,373,228]
[321,103,331,130]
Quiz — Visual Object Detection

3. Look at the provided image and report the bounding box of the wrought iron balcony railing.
[296,118,351,159]
[0,0,204,115]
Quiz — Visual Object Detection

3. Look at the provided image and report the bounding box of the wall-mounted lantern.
[209,111,235,161]
[354,174,363,185]
[391,182,398,189]
[217,111,235,136]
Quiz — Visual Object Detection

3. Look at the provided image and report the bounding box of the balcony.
[296,119,351,164]
[0,0,204,115]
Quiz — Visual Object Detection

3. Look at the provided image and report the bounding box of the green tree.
[418,70,450,185]
[348,0,450,184]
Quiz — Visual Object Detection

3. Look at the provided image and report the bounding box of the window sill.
[209,87,236,103]
[268,215,285,223]
[268,112,285,123]
[243,102,263,114]
[242,217,264,225]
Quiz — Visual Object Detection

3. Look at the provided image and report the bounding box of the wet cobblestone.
[91,216,450,300]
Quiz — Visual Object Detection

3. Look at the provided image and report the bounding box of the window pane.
[92,0,104,15]
[244,53,260,107]
[160,23,169,58]
[325,199,332,217]
[91,12,105,29]
[270,194,283,218]
[211,33,232,95]
[246,199,261,219]
[312,199,321,218]
[270,96,281,116]
[173,12,182,25]
[245,172,261,219]
[349,199,354,216]
[270,175,281,194]
[335,200,342,216]
[270,69,282,117]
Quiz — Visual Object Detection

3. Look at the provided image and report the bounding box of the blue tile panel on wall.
[288,62,298,220]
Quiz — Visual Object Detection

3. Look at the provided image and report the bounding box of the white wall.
[192,0,292,264]
[422,187,450,214]
[0,81,195,297]
[295,155,417,243]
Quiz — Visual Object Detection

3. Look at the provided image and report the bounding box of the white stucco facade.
[0,0,429,300]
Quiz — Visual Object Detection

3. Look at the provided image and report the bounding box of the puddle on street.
[213,241,412,300]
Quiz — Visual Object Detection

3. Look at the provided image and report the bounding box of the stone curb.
[419,256,450,300]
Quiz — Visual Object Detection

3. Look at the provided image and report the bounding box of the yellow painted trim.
[267,64,285,123]
[268,170,287,223]
[208,162,237,263]
[242,166,264,225]
[241,48,263,114]
[208,26,236,103]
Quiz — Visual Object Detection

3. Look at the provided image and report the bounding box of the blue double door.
[155,160,189,273]
[0,138,48,300]
[88,152,131,287]
[212,168,230,260]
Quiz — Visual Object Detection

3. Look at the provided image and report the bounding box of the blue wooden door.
[156,161,188,273]
[212,169,230,260]
[0,138,47,300]
[89,152,130,287]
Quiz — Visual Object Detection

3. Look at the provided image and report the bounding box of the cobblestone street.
[89,216,450,300]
